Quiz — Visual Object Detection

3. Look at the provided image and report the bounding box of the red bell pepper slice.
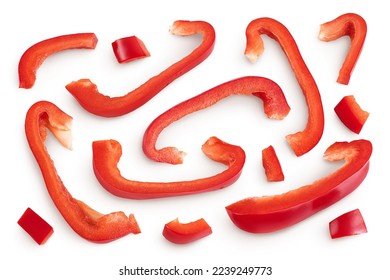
[245,18,325,157]
[329,209,367,239]
[65,20,216,117]
[93,76,288,199]
[319,13,367,85]
[143,76,291,165]
[226,139,372,233]
[162,218,212,244]
[93,137,245,199]
[112,35,150,63]
[25,101,140,243]
[18,207,54,245]
[334,95,369,134]
[262,145,284,182]
[18,33,98,89]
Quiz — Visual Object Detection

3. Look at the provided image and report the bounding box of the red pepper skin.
[162,218,212,244]
[93,137,245,199]
[25,101,140,243]
[18,33,98,89]
[226,139,372,233]
[329,209,367,239]
[65,20,215,117]
[143,76,291,165]
[262,145,284,182]
[334,95,369,134]
[18,207,54,245]
[112,36,150,63]
[319,13,367,85]
[245,18,324,157]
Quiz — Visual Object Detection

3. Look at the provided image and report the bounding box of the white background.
[2,0,389,279]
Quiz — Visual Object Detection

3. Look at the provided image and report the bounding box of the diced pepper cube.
[112,36,150,63]
[18,207,54,245]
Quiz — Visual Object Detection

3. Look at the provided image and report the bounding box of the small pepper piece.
[18,33,98,89]
[319,13,367,85]
[17,207,54,245]
[245,17,325,157]
[143,76,291,165]
[25,101,140,243]
[329,209,367,239]
[334,95,369,134]
[93,137,245,199]
[112,35,150,63]
[262,145,284,182]
[65,20,216,117]
[226,139,372,233]
[162,218,212,244]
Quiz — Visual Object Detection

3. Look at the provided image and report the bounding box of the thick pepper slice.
[245,18,324,157]
[65,20,215,117]
[226,139,372,233]
[319,13,367,85]
[329,208,367,239]
[162,218,212,244]
[25,101,140,243]
[93,137,245,199]
[18,33,98,89]
[143,76,291,165]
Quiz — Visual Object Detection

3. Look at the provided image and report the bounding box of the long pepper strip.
[143,76,291,165]
[19,33,98,89]
[66,20,216,117]
[319,13,367,85]
[226,139,372,233]
[245,18,324,157]
[25,101,140,243]
[93,137,245,199]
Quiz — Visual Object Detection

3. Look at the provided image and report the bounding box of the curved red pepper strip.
[245,18,325,157]
[142,76,291,165]
[226,139,372,233]
[25,101,140,243]
[65,20,216,117]
[329,208,367,239]
[93,137,245,199]
[162,218,212,244]
[18,33,98,89]
[319,13,367,85]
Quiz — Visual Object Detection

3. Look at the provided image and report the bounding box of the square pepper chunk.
[18,207,54,245]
